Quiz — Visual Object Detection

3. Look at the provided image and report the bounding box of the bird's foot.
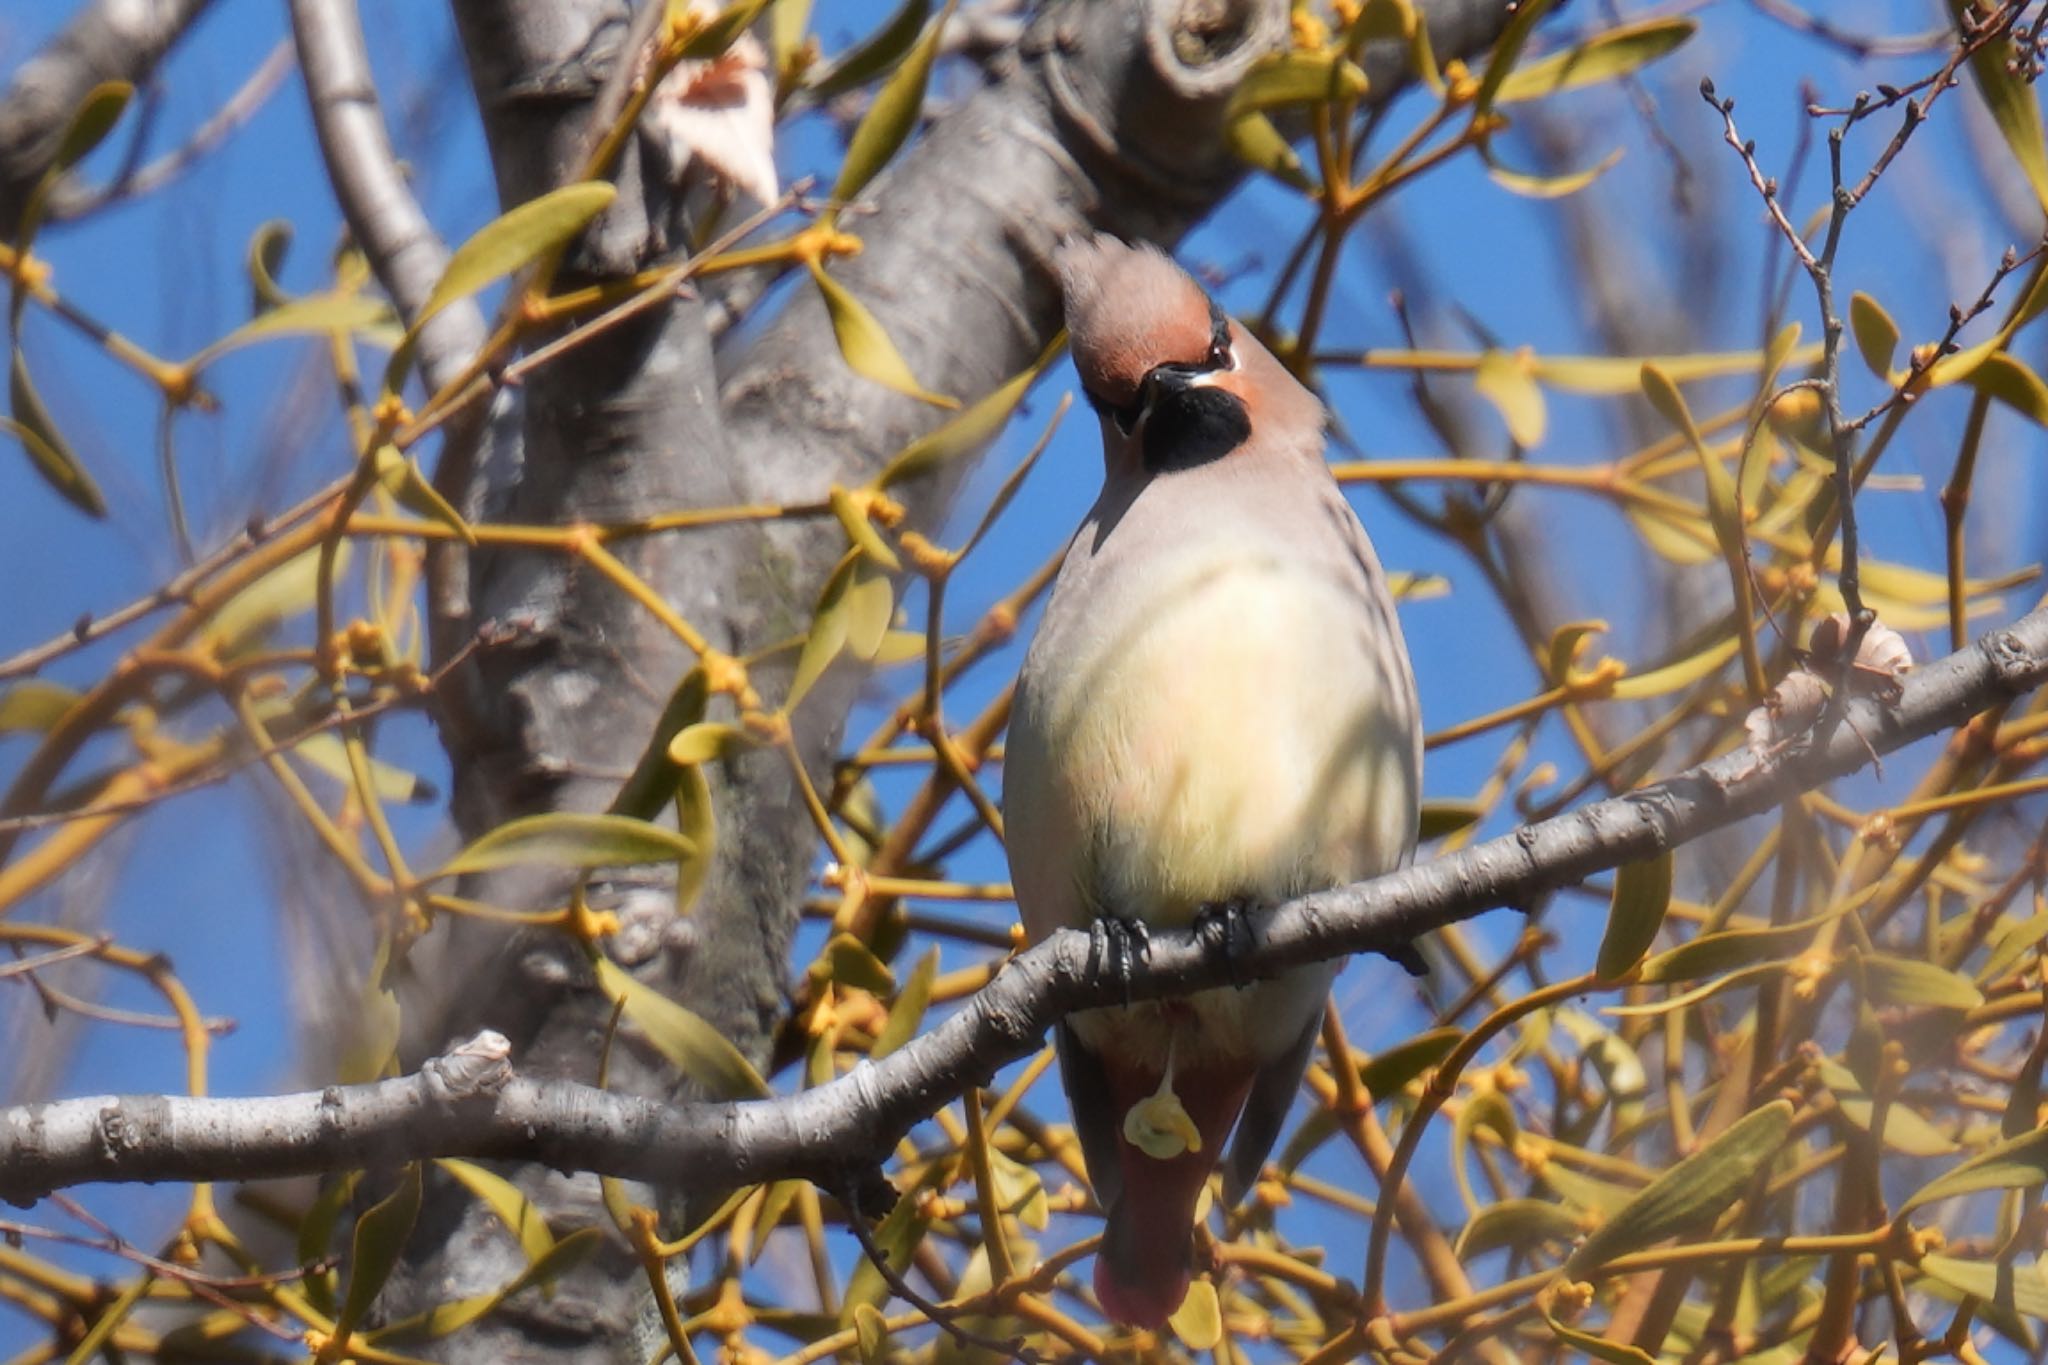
[1194,898,1259,987]
[1090,914,1152,1005]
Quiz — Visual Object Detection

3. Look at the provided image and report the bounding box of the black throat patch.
[1141,384,1251,472]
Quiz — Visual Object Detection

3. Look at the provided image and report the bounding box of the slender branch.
[47,38,295,220]
[288,0,484,395]
[5,605,2047,1204]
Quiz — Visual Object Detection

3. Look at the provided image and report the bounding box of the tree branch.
[7,604,2044,1204]
[0,0,218,228]
[289,0,485,394]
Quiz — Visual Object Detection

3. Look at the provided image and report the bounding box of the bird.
[1003,235,1423,1331]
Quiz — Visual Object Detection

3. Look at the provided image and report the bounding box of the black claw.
[1195,898,1259,987]
[1091,913,1150,1005]
[1380,941,1430,978]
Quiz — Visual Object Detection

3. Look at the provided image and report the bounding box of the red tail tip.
[1094,1250,1189,1331]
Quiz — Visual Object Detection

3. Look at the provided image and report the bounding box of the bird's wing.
[1055,1020,1125,1211]
[1222,1002,1324,1205]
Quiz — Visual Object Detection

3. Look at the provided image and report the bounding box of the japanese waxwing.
[1004,235,1423,1330]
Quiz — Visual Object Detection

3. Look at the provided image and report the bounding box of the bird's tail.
[1094,1189,1195,1331]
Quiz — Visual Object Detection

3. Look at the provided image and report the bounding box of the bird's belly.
[1058,559,1414,925]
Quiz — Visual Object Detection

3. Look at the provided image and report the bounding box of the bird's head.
[1056,235,1320,476]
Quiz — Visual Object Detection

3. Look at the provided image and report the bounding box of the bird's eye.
[1208,338,1234,370]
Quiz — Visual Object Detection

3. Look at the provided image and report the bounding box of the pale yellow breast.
[1037,551,1416,928]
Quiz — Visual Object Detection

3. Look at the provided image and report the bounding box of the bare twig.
[47,39,295,219]
[1701,7,2016,703]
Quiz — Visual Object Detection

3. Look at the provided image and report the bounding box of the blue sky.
[1,0,2042,1352]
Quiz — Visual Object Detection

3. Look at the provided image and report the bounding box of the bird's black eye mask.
[1082,296,1237,438]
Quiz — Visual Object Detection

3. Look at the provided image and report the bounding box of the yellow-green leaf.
[1494,18,1694,103]
[435,1158,555,1263]
[1859,951,1983,1011]
[1902,1124,2048,1213]
[853,1302,891,1365]
[418,182,616,332]
[1919,1253,2048,1320]
[337,1164,423,1341]
[809,260,957,408]
[595,957,771,1099]
[371,1227,603,1341]
[197,292,397,368]
[1455,1198,1580,1261]
[872,629,928,666]
[1531,342,1822,393]
[205,544,346,657]
[0,680,81,735]
[1544,1312,1657,1365]
[1483,144,1622,199]
[1226,110,1312,190]
[1606,634,1739,701]
[1474,0,1560,115]
[1596,850,1672,979]
[15,81,131,245]
[289,731,434,804]
[667,721,745,767]
[247,219,294,313]
[1981,911,2048,984]
[808,0,928,100]
[872,946,937,1057]
[1344,0,1417,44]
[1815,1059,1956,1156]
[789,551,897,710]
[831,0,954,204]
[6,354,103,517]
[829,484,901,569]
[874,336,1059,487]
[1563,1100,1792,1275]
[679,0,777,59]
[840,1180,932,1320]
[749,1179,804,1262]
[1639,914,1828,984]
[374,443,477,545]
[1453,1089,1519,1214]
[1360,1026,1462,1099]
[1969,351,2048,426]
[1948,0,2048,213]
[1849,292,1898,379]
[823,932,895,994]
[432,812,695,879]
[1541,1160,1637,1217]
[1168,1278,1223,1350]
[1603,959,1793,1018]
[1230,50,1369,113]
[611,666,710,822]
[1474,348,1546,445]
[1556,1007,1646,1127]
[51,82,132,177]
[988,1147,1049,1230]
[1627,503,1716,564]
[1418,800,1482,841]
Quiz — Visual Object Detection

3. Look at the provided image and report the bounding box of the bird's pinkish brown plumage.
[1007,235,1423,1332]
[1056,237,1217,409]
